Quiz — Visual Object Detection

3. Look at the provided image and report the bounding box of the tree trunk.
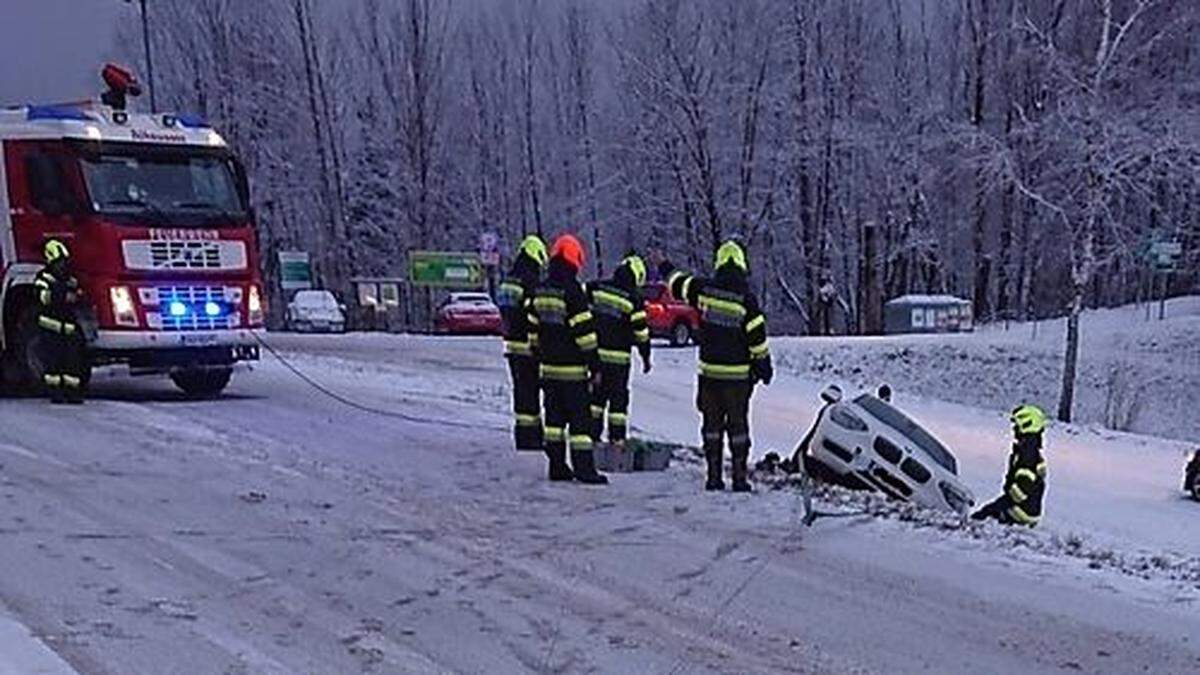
[1057,286,1083,422]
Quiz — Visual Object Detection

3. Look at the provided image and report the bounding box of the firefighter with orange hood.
[526,234,608,485]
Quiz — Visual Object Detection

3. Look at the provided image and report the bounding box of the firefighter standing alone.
[587,254,652,447]
[527,234,607,485]
[663,240,773,492]
[497,236,548,450]
[972,405,1049,526]
[35,239,87,404]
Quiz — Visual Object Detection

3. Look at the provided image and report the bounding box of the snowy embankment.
[772,296,1200,443]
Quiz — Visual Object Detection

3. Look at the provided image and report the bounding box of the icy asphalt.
[0,333,1197,674]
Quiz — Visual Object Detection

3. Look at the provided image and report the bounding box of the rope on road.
[252,331,507,432]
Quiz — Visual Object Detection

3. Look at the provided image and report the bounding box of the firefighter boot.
[731,450,752,493]
[546,446,575,482]
[571,450,609,485]
[704,444,725,491]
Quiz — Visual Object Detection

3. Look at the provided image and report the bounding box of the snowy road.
[0,333,1197,674]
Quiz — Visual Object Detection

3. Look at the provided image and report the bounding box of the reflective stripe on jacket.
[587,279,650,365]
[1003,436,1047,525]
[527,258,599,381]
[668,269,769,381]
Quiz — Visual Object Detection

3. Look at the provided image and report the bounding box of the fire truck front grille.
[122,240,248,271]
[151,286,239,331]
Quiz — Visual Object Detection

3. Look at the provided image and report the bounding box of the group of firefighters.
[498,232,1050,524]
[33,230,1050,523]
[498,233,773,491]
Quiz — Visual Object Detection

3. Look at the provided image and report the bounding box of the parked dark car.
[644,282,700,347]
[434,292,503,335]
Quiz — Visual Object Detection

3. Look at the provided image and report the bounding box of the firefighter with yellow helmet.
[586,253,652,447]
[972,405,1049,526]
[662,240,772,492]
[497,235,549,450]
[34,239,87,404]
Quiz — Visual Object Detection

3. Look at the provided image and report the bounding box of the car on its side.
[804,386,975,515]
[644,282,700,347]
[434,292,502,335]
[287,290,346,333]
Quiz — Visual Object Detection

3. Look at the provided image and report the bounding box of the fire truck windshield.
[78,147,247,224]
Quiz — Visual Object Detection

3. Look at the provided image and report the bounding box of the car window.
[452,294,492,305]
[644,285,665,302]
[854,394,957,474]
[295,291,336,308]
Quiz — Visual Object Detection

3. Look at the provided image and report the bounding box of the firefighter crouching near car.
[662,240,772,492]
[972,405,1048,526]
[498,236,549,451]
[527,234,608,485]
[35,240,87,404]
[587,254,652,447]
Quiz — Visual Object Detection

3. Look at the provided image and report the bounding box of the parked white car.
[287,290,346,333]
[803,385,975,515]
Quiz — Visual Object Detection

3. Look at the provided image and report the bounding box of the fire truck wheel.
[3,308,93,395]
[4,306,48,393]
[170,367,233,398]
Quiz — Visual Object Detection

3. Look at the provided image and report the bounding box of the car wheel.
[670,322,691,347]
[170,366,233,398]
[672,321,691,345]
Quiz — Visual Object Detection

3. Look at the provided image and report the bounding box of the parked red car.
[644,282,700,346]
[434,292,503,335]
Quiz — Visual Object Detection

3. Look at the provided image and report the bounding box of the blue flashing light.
[176,113,211,129]
[26,105,94,122]
[169,301,188,317]
[204,301,222,317]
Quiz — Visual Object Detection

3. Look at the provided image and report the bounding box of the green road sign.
[408,251,485,288]
[278,251,313,290]
[1148,241,1183,272]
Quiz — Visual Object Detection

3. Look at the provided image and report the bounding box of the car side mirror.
[820,384,842,405]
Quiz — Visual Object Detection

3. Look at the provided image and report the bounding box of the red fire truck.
[0,66,263,396]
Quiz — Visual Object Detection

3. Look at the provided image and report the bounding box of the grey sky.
[0,0,126,106]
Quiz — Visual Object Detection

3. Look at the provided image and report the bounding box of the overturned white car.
[800,385,975,515]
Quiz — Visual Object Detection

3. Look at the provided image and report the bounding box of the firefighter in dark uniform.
[664,240,772,492]
[527,234,607,484]
[497,235,548,451]
[35,239,86,404]
[587,254,652,446]
[972,405,1048,526]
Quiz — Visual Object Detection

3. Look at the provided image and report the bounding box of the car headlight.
[828,405,868,432]
[247,284,264,325]
[109,285,139,327]
[939,480,972,513]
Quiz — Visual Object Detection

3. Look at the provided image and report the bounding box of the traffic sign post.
[407,251,486,288]
[1142,239,1183,321]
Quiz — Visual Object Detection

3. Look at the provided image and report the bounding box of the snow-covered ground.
[0,324,1197,674]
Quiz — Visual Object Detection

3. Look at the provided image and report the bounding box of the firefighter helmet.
[44,239,70,263]
[550,234,586,271]
[715,240,747,271]
[519,235,549,268]
[1011,405,1047,436]
[623,254,647,287]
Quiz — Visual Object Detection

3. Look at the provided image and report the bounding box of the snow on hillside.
[772,296,1200,443]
